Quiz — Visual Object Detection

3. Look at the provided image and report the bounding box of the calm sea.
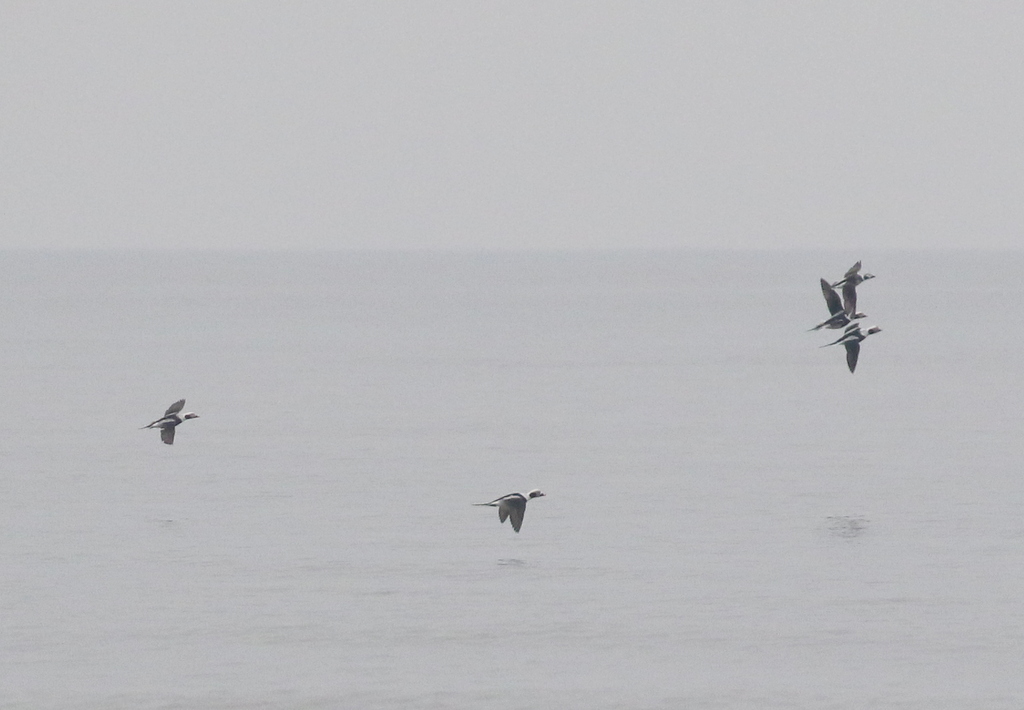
[1,250,1022,709]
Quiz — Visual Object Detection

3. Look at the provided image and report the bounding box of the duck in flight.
[821,324,882,373]
[475,490,545,533]
[142,399,199,445]
[830,261,875,320]
[809,277,866,331]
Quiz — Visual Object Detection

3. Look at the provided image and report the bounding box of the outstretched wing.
[503,498,527,532]
[844,261,862,278]
[165,399,186,416]
[508,507,524,532]
[844,341,861,373]
[161,426,175,445]
[841,281,858,316]
[820,278,843,316]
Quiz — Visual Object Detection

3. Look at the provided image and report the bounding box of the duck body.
[821,325,882,373]
[474,489,545,533]
[830,260,876,289]
[830,261,875,318]
[142,399,199,445]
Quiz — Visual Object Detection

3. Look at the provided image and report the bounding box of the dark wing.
[844,340,861,373]
[820,279,843,316]
[844,261,862,278]
[161,426,175,445]
[841,281,858,316]
[165,399,186,416]
[506,498,526,533]
[498,504,509,524]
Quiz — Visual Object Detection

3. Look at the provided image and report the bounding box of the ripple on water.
[825,515,870,538]
[497,558,526,567]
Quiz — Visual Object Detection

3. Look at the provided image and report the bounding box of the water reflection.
[825,515,870,538]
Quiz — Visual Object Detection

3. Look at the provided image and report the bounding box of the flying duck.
[821,325,882,373]
[474,490,545,533]
[142,399,199,445]
[830,261,875,319]
[809,277,866,331]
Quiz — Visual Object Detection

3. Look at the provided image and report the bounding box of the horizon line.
[1,245,1020,253]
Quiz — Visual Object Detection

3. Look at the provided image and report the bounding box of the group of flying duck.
[141,398,545,533]
[811,260,881,373]
[141,267,880,532]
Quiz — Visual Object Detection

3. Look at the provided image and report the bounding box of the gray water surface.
[2,251,1022,709]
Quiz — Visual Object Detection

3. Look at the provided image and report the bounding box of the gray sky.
[2,2,1022,250]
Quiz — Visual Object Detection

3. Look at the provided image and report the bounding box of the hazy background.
[2,1,1022,251]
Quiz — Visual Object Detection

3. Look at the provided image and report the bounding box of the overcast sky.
[2,2,1022,250]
